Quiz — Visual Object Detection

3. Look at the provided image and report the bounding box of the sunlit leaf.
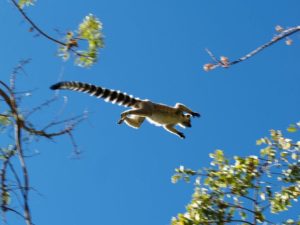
[291,153,298,160]
[18,0,35,8]
[285,219,295,225]
[0,115,11,126]
[2,190,11,206]
[287,125,297,133]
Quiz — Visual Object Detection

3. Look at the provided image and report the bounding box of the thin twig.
[10,59,31,91]
[10,0,65,46]
[42,113,86,131]
[67,130,81,156]
[8,161,24,197]
[205,48,220,64]
[25,96,58,119]
[227,203,256,215]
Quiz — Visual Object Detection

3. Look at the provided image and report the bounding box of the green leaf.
[2,190,10,206]
[240,211,247,220]
[171,175,181,184]
[291,153,298,160]
[281,151,288,158]
[256,138,265,145]
[285,219,295,224]
[18,0,35,9]
[255,211,265,223]
[0,115,11,126]
[287,124,298,133]
[266,186,272,198]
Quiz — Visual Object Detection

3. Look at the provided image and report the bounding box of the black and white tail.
[50,81,141,107]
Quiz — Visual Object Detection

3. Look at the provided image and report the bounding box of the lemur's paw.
[117,118,124,124]
[178,132,185,139]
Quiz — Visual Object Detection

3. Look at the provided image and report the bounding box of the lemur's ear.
[191,112,201,118]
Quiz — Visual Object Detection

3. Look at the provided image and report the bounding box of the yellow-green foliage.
[18,0,35,8]
[59,14,104,67]
[172,123,300,225]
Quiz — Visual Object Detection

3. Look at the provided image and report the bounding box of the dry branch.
[0,78,85,225]
[204,26,300,71]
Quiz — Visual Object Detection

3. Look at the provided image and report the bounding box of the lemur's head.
[179,112,200,128]
[179,114,192,128]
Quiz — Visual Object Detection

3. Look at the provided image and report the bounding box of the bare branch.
[14,115,32,225]
[0,77,85,224]
[10,0,66,46]
[204,26,300,71]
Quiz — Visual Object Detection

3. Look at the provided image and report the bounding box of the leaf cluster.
[172,124,300,225]
[59,14,104,67]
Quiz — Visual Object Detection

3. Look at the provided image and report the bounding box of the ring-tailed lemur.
[50,81,200,139]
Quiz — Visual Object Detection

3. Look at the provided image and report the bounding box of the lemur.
[50,81,200,139]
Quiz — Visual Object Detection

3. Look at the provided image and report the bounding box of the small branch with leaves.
[11,0,104,67]
[203,25,300,71]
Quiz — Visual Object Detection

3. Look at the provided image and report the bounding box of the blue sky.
[1,0,300,224]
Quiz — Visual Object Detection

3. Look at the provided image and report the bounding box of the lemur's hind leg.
[118,108,151,125]
[123,116,145,129]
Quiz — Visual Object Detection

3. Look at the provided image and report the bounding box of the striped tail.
[50,81,141,107]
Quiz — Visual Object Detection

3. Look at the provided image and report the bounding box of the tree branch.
[10,0,88,59]
[0,150,14,222]
[0,78,85,224]
[10,0,66,46]
[204,25,300,71]
[14,118,32,225]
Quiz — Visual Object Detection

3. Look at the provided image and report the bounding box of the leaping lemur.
[50,81,200,139]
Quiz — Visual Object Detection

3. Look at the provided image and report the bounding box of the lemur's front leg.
[164,124,185,139]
